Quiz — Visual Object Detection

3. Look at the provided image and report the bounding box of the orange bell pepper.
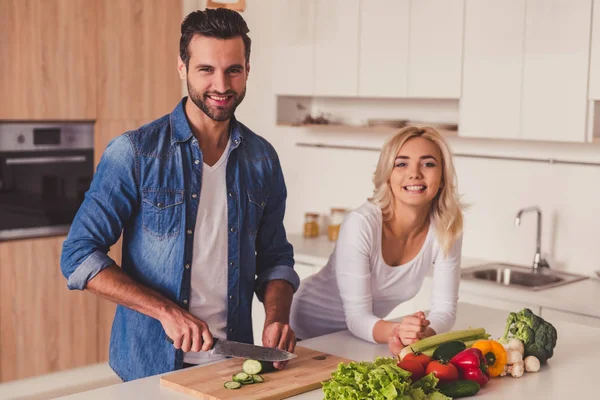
[471,339,507,377]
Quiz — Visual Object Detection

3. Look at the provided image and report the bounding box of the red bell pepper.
[449,348,490,386]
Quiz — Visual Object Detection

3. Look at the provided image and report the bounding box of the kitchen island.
[58,302,594,399]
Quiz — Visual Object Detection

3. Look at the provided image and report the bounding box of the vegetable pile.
[322,357,451,399]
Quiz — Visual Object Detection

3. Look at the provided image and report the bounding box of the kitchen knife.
[166,337,297,362]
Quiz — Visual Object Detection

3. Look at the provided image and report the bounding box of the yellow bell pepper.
[471,339,507,377]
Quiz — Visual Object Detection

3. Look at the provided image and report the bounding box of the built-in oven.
[0,123,94,241]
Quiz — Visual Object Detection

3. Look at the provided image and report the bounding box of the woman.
[290,126,464,354]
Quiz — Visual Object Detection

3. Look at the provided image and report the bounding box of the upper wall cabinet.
[359,0,464,98]
[272,0,316,96]
[0,0,97,120]
[314,0,360,97]
[97,0,182,120]
[460,0,525,139]
[461,0,592,142]
[407,0,464,98]
[359,0,410,98]
[274,0,463,99]
[520,0,591,142]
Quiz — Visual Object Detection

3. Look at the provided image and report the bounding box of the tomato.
[425,360,459,383]
[404,352,432,369]
[397,359,426,382]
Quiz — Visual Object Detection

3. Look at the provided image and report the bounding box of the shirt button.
[228,192,233,197]
[187,229,193,235]
[229,328,234,333]
[194,159,200,165]
[185,264,190,269]
[230,227,236,233]
[229,295,234,300]
[157,202,163,208]
[260,202,265,207]
[229,261,235,266]
[234,139,239,145]
[192,193,198,199]
[183,299,188,305]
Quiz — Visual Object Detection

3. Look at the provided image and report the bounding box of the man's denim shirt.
[60,99,299,381]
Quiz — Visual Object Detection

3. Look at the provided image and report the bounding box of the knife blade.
[166,337,297,362]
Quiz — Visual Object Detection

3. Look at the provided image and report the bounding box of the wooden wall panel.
[0,237,98,382]
[0,0,97,120]
[97,0,182,120]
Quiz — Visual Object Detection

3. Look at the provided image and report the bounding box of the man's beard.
[187,82,246,122]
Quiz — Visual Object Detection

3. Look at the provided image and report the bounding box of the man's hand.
[262,321,296,370]
[160,305,214,352]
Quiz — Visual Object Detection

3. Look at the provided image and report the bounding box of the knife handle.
[165,335,218,350]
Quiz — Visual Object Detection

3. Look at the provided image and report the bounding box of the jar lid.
[330,208,347,213]
[305,212,320,217]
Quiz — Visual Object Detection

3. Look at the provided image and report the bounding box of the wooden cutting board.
[160,346,352,400]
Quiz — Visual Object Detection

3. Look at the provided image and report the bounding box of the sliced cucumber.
[224,381,242,390]
[232,372,250,382]
[252,374,264,383]
[242,359,263,375]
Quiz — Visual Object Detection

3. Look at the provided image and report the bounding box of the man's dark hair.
[180,8,251,69]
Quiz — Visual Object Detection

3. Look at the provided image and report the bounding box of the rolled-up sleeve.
[60,134,139,290]
[254,154,298,301]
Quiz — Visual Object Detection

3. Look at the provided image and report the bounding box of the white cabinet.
[314,0,360,97]
[358,0,464,99]
[272,0,316,96]
[520,0,591,142]
[407,0,464,98]
[589,0,600,99]
[540,307,600,328]
[460,0,526,139]
[460,0,592,142]
[358,0,410,98]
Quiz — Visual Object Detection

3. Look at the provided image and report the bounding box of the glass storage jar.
[303,212,320,238]
[328,208,347,241]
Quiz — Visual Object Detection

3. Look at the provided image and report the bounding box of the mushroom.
[524,355,541,372]
[506,349,523,365]
[509,361,525,378]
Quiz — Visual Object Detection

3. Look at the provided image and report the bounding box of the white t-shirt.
[290,201,462,343]
[184,138,231,364]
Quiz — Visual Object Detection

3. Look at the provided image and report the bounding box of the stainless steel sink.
[461,263,589,291]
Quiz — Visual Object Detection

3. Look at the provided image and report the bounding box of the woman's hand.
[389,311,431,347]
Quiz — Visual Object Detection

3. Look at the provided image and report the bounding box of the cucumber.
[252,374,264,383]
[438,380,481,398]
[242,359,275,374]
[224,381,242,390]
[232,372,250,382]
[432,340,467,362]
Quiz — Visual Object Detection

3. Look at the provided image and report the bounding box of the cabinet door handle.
[5,155,87,165]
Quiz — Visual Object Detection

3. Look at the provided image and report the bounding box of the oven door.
[0,149,94,240]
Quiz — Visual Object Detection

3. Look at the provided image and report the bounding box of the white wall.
[186,0,600,276]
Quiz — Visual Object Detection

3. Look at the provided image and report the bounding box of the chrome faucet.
[515,206,550,272]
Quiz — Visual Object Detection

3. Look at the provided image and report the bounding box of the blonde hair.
[369,126,464,256]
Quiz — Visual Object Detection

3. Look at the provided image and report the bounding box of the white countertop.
[288,233,600,319]
[57,302,596,399]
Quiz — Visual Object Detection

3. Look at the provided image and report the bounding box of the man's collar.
[169,97,243,147]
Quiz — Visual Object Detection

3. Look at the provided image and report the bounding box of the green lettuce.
[322,357,451,400]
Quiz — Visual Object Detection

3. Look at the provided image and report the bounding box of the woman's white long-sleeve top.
[290,201,462,342]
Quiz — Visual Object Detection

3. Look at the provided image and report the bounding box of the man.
[60,8,299,381]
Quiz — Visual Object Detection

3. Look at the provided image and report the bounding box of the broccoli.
[500,308,557,364]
